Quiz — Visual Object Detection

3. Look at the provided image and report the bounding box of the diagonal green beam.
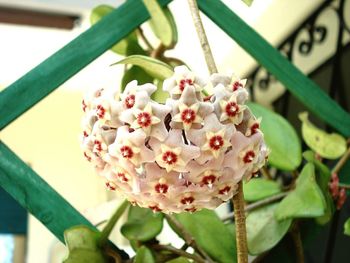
[198,0,350,137]
[0,0,172,130]
[0,142,129,258]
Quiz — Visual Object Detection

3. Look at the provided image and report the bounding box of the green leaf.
[121,66,154,92]
[112,55,174,80]
[344,218,350,236]
[247,204,292,255]
[248,102,302,171]
[241,0,254,6]
[243,178,281,202]
[299,112,347,159]
[63,250,106,263]
[302,151,334,225]
[151,79,169,103]
[63,226,106,263]
[275,163,326,220]
[143,0,175,46]
[173,209,236,263]
[121,206,163,242]
[90,5,139,56]
[134,246,155,263]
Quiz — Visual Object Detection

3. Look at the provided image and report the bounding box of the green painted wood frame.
[0,0,349,256]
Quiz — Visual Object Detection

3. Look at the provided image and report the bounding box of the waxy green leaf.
[248,102,302,171]
[121,66,154,92]
[275,163,326,220]
[135,246,155,263]
[143,0,175,46]
[243,178,281,202]
[90,5,140,56]
[344,218,350,236]
[173,209,236,263]
[241,0,254,6]
[121,206,163,242]
[247,204,292,255]
[299,112,347,159]
[151,79,169,103]
[63,226,105,263]
[113,55,174,80]
[303,151,334,224]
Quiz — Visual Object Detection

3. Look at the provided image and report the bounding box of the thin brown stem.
[290,222,304,263]
[151,43,167,59]
[332,146,350,174]
[232,181,248,263]
[338,183,350,189]
[187,0,217,74]
[165,214,214,263]
[151,244,206,263]
[222,191,289,222]
[136,27,154,51]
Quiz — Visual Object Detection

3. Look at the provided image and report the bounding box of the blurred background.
[0,0,349,262]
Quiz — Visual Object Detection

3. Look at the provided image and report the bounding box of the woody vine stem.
[187,0,248,263]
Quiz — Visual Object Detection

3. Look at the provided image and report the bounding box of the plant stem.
[222,191,289,222]
[98,200,129,247]
[165,214,214,263]
[339,183,350,189]
[151,244,206,263]
[187,0,217,74]
[290,222,304,263]
[232,182,248,263]
[332,146,350,174]
[136,27,154,51]
[151,43,167,59]
[187,1,247,262]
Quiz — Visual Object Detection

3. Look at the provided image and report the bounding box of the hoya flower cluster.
[81,66,268,213]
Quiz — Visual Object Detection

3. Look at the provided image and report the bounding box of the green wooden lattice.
[0,0,349,258]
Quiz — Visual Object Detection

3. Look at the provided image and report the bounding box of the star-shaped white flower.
[167,85,213,130]
[163,66,205,98]
[150,129,200,172]
[120,92,171,141]
[108,126,154,167]
[187,113,235,164]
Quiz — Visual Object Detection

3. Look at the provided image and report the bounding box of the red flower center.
[184,207,197,213]
[96,104,106,119]
[250,123,260,134]
[94,140,103,152]
[155,183,169,194]
[181,196,195,205]
[181,108,196,123]
[179,78,193,91]
[106,181,116,191]
[149,205,162,212]
[232,81,243,91]
[209,135,224,150]
[117,172,129,182]
[225,102,239,117]
[243,150,255,163]
[219,186,231,195]
[124,94,135,109]
[202,175,216,186]
[83,131,89,137]
[120,145,134,159]
[137,112,152,127]
[162,151,178,165]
